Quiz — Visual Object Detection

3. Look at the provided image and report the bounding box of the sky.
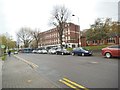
[0,0,119,40]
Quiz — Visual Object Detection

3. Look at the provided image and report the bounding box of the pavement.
[0,59,3,90]
[2,55,58,88]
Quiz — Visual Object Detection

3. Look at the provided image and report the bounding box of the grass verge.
[83,45,111,50]
[66,44,111,51]
[0,55,7,61]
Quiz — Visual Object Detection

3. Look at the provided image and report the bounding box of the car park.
[102,45,120,58]
[71,47,92,56]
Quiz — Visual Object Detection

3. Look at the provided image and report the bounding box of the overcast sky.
[0,0,119,40]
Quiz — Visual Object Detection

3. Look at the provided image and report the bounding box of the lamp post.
[72,14,81,47]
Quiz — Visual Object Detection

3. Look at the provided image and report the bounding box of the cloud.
[0,0,118,40]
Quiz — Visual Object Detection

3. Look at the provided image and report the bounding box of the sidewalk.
[2,55,57,88]
[0,59,3,90]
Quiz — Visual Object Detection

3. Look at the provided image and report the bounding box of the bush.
[1,55,6,61]
[66,48,73,51]
[83,45,110,50]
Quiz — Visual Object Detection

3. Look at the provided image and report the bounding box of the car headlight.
[85,51,88,53]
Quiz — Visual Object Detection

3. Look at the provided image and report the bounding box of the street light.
[72,14,81,47]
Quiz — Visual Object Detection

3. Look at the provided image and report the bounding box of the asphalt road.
[15,53,118,88]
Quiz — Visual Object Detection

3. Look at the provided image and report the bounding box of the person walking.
[8,50,11,57]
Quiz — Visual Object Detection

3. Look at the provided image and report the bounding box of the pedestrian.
[8,50,11,57]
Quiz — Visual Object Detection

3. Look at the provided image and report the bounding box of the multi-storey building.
[38,23,80,48]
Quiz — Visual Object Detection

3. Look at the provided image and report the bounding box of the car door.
[76,48,82,55]
[110,45,119,57]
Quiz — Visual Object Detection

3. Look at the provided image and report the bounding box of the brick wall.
[38,23,80,48]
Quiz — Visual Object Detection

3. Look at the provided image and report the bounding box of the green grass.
[66,48,73,51]
[66,44,111,51]
[0,54,7,61]
[83,45,111,50]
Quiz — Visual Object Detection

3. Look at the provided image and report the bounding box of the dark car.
[56,48,70,55]
[71,47,92,56]
[102,45,120,58]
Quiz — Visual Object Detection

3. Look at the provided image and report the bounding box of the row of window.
[87,38,116,44]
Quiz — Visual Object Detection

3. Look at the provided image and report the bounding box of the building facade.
[86,36,120,46]
[38,23,80,48]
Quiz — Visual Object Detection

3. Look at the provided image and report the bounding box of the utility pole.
[72,14,81,47]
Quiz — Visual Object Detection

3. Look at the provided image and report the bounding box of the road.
[15,53,118,88]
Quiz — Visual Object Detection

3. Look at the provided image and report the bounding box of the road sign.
[1,45,5,49]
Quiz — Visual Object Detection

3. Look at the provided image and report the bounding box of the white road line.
[14,55,38,68]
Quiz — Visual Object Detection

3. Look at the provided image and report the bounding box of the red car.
[102,45,120,58]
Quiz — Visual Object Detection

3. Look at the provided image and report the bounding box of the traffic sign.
[1,45,5,49]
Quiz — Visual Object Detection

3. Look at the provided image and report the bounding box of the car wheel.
[82,53,84,56]
[105,52,111,58]
[62,52,64,55]
[72,53,75,56]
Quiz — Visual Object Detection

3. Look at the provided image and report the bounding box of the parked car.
[71,47,92,56]
[102,45,120,58]
[41,49,47,54]
[37,50,42,54]
[21,48,33,53]
[56,48,70,55]
[32,49,38,53]
[48,48,58,54]
[14,51,18,54]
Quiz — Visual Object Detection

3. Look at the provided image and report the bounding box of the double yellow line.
[59,78,89,90]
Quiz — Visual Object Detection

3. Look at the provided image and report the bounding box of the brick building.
[87,36,120,45]
[38,23,80,48]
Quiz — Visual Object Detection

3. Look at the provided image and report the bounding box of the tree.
[86,18,112,44]
[0,34,16,49]
[31,29,41,48]
[17,27,33,48]
[50,5,70,48]
[110,21,120,37]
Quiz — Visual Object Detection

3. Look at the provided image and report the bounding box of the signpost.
[0,45,5,56]
[1,45,5,49]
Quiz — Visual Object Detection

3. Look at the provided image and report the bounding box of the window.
[109,45,119,48]
[66,37,67,40]
[107,38,115,43]
[68,36,70,40]
[72,44,75,48]
[68,28,70,34]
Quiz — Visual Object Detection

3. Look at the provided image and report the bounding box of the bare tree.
[51,5,70,48]
[31,29,41,48]
[17,27,33,48]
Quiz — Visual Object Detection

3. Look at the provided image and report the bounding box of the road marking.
[90,62,98,64]
[59,78,89,90]
[27,80,32,83]
[63,78,89,90]
[59,79,79,90]
[14,55,38,68]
